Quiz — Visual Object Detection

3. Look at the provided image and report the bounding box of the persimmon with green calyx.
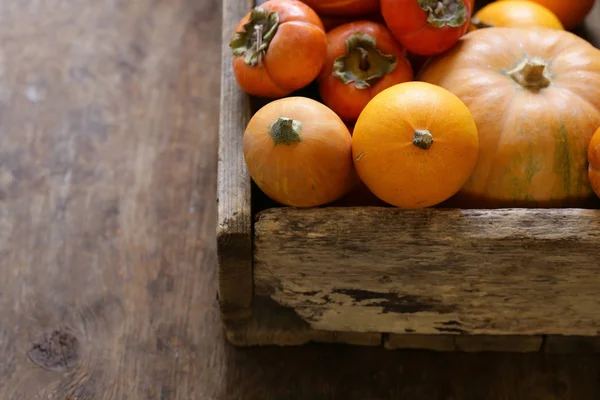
[587,126,600,199]
[352,81,479,208]
[229,0,327,98]
[243,97,354,208]
[420,27,600,208]
[470,0,563,31]
[317,21,414,123]
[380,0,474,56]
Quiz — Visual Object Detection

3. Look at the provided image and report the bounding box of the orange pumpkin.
[301,0,379,16]
[500,0,595,30]
[471,1,564,30]
[587,127,600,199]
[419,27,600,208]
[243,97,354,207]
[352,82,479,208]
[230,0,327,98]
[317,21,414,123]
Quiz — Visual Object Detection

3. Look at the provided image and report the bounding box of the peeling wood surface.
[254,207,600,336]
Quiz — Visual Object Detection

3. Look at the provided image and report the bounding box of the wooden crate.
[218,0,600,352]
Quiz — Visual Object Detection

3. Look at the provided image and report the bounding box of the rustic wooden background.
[1,0,600,399]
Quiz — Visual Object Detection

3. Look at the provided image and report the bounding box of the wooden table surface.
[1,0,600,399]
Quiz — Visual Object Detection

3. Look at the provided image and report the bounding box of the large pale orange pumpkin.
[471,1,564,30]
[500,0,595,30]
[420,27,600,208]
[243,97,354,207]
[352,82,479,208]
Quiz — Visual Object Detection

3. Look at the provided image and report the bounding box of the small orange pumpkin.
[243,97,354,207]
[230,0,327,98]
[471,1,564,30]
[588,127,600,199]
[352,82,479,208]
[317,21,414,123]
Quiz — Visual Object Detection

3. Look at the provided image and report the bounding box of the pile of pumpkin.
[231,0,600,209]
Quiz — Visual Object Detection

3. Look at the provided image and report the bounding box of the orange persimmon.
[243,97,354,207]
[352,82,479,208]
[588,126,600,199]
[229,0,327,98]
[380,0,474,56]
[317,21,414,123]
[471,1,564,30]
[301,0,379,16]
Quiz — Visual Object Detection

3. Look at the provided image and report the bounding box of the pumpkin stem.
[269,117,303,146]
[229,7,279,67]
[418,0,467,28]
[332,32,398,89]
[413,130,434,150]
[507,58,552,91]
[470,17,494,29]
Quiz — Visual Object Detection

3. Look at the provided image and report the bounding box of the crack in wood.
[332,289,456,314]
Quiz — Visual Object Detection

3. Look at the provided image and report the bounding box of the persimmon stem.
[229,7,279,67]
[413,130,434,150]
[507,57,552,91]
[269,117,303,146]
[332,32,397,89]
[358,47,370,71]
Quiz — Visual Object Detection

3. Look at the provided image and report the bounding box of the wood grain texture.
[217,0,254,322]
[0,0,227,398]
[254,207,600,336]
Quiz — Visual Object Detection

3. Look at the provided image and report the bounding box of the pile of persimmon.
[231,0,600,209]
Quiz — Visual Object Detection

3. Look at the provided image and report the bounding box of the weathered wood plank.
[544,336,600,353]
[455,336,543,353]
[217,0,254,322]
[254,207,600,336]
[384,334,456,351]
[0,0,225,397]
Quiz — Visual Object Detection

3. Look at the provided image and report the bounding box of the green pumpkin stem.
[332,32,398,89]
[507,57,552,91]
[418,0,467,28]
[229,7,279,67]
[269,117,303,146]
[413,130,434,150]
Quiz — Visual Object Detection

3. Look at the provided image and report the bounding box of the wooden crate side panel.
[225,296,382,347]
[253,207,600,336]
[217,0,254,322]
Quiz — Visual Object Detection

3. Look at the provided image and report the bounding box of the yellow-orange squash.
[420,27,600,208]
[243,96,354,207]
[471,1,564,30]
[352,82,479,208]
[588,127,600,199]
[501,0,596,30]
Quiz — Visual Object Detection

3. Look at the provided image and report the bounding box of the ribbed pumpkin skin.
[419,27,600,208]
